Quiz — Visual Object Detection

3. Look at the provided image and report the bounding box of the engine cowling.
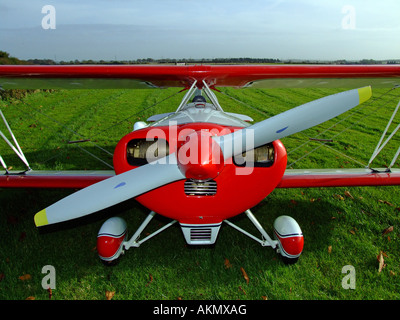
[113,123,287,225]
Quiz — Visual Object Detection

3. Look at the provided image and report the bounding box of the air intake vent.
[180,223,222,245]
[184,179,217,196]
[190,228,212,241]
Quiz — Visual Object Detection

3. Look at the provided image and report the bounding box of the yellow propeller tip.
[358,86,372,105]
[34,209,48,227]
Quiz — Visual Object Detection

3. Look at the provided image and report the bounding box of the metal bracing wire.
[4,88,183,170]
[92,88,183,138]
[218,86,400,170]
[368,99,400,169]
[286,87,400,168]
[0,109,31,171]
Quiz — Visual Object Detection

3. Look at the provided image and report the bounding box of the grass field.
[0,86,400,301]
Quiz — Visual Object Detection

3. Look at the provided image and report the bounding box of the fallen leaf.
[25,296,35,300]
[261,296,268,300]
[240,267,249,284]
[146,274,154,287]
[344,190,354,199]
[105,290,115,300]
[47,287,52,300]
[377,251,386,273]
[382,226,394,235]
[328,246,332,254]
[349,230,356,235]
[238,286,246,295]
[378,199,394,206]
[333,194,344,201]
[224,258,232,269]
[19,274,31,281]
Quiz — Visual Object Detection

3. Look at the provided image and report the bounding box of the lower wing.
[2,168,400,189]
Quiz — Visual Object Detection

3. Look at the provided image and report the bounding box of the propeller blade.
[215,86,372,159]
[34,154,184,227]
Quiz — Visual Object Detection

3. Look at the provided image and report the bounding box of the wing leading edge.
[1,169,400,189]
[1,64,400,89]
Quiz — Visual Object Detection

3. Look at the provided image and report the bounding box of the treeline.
[1,50,399,66]
[28,57,283,65]
[0,51,52,100]
[24,57,400,65]
[0,51,29,65]
[29,57,400,65]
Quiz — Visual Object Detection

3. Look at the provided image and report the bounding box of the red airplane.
[1,64,400,264]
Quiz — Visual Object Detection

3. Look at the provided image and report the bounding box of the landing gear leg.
[97,211,177,265]
[123,211,177,250]
[224,209,304,264]
[224,209,278,248]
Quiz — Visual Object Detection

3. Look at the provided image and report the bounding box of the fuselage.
[113,101,287,225]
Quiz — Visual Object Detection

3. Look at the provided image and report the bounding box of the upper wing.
[1,64,399,189]
[1,64,400,89]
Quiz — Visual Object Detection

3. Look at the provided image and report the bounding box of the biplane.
[1,64,400,264]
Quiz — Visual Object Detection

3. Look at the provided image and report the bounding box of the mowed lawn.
[0,86,400,300]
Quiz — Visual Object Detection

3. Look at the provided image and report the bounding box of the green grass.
[0,87,400,300]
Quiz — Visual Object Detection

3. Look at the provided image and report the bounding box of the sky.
[0,0,399,61]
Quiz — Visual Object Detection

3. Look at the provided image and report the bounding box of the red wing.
[0,171,114,189]
[278,168,400,188]
[1,169,400,189]
[1,64,400,89]
[1,64,400,189]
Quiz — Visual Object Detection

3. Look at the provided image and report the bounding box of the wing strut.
[0,109,31,172]
[368,97,400,171]
[202,80,224,111]
[175,81,198,112]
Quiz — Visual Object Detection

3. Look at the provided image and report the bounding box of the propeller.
[34,154,185,227]
[214,86,372,159]
[34,86,371,227]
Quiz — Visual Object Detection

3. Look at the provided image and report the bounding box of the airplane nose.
[177,131,225,181]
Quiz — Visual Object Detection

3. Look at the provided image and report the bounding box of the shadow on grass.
[0,175,348,300]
